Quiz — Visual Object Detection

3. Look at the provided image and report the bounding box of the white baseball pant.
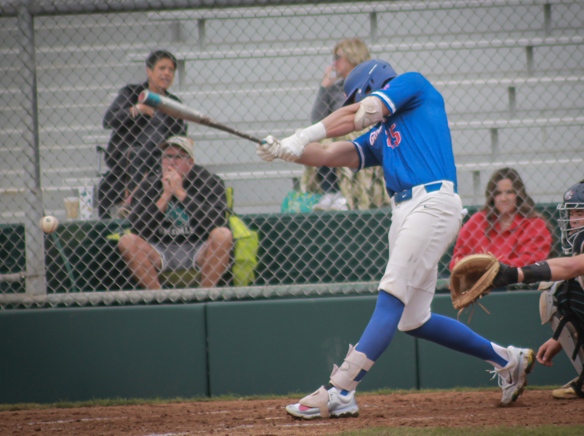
[378,180,463,331]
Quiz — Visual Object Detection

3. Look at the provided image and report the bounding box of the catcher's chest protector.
[554,279,584,397]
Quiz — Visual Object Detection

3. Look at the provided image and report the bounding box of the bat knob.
[263,135,276,145]
[138,90,148,103]
[138,90,161,108]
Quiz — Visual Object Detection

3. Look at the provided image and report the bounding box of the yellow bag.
[226,188,259,287]
[229,215,259,287]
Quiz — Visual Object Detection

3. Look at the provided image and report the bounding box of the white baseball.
[40,215,59,234]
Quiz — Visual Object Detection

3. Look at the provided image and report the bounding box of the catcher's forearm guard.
[521,261,552,284]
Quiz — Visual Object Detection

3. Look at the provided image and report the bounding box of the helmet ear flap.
[558,180,584,255]
[573,231,584,255]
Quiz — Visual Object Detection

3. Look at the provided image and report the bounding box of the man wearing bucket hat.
[118,135,233,289]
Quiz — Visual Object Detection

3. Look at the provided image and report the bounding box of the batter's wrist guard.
[521,261,552,284]
[301,122,327,144]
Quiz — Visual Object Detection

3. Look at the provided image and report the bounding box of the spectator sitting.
[98,49,187,219]
[118,136,233,289]
[450,167,552,269]
[304,38,390,211]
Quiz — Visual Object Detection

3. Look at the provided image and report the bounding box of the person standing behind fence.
[98,49,187,219]
[304,38,389,211]
[118,136,232,289]
[450,167,552,270]
[257,59,535,419]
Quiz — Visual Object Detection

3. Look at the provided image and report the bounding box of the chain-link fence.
[1,0,583,308]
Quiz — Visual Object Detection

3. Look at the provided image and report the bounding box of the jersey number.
[386,123,401,149]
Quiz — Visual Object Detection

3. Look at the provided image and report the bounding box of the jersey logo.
[369,125,383,145]
[166,201,189,227]
[386,123,401,149]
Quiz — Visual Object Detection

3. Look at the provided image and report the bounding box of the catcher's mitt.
[449,253,500,310]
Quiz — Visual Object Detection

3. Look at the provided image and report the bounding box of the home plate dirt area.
[0,389,581,435]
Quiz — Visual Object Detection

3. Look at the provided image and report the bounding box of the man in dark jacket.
[118,136,233,289]
[98,49,187,218]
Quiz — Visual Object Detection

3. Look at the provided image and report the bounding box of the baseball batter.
[257,59,535,419]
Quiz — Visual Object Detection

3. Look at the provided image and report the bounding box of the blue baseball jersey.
[352,72,457,197]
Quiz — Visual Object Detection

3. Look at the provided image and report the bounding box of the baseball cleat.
[490,346,535,406]
[286,386,359,420]
[552,385,579,399]
[552,378,581,400]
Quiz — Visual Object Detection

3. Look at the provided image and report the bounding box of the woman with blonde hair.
[304,38,389,211]
[450,167,552,269]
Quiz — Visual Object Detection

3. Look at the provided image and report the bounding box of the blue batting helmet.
[557,179,584,255]
[343,59,397,106]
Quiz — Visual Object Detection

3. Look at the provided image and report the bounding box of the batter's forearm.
[297,141,359,169]
[296,142,331,167]
[321,104,360,138]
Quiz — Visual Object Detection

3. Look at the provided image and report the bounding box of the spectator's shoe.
[490,346,535,406]
[313,192,349,211]
[553,378,581,399]
[285,386,359,420]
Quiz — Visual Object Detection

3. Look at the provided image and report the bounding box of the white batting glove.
[257,135,281,162]
[279,122,327,161]
[257,134,303,162]
[257,123,327,163]
[278,131,308,162]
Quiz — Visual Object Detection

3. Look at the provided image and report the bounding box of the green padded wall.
[0,291,576,405]
[418,292,574,389]
[0,305,208,404]
[206,296,417,397]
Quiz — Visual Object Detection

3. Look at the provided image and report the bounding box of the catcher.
[451,179,584,400]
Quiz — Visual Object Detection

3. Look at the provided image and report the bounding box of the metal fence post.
[16,1,47,296]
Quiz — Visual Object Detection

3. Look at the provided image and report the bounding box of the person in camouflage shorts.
[301,131,390,210]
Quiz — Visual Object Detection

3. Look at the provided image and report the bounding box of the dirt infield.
[1,389,581,435]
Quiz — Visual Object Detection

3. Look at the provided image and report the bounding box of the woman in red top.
[450,167,552,269]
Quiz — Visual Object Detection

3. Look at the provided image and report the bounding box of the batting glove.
[257,134,303,162]
[257,135,282,162]
[258,123,326,163]
[277,131,308,162]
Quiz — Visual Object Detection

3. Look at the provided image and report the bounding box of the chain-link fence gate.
[1,0,583,308]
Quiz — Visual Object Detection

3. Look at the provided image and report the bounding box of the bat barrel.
[138,90,261,143]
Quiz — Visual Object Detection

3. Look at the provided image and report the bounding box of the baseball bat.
[138,90,261,143]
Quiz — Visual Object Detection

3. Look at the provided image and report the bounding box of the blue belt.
[392,181,455,204]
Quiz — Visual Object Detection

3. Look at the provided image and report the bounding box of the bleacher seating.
[0,0,582,218]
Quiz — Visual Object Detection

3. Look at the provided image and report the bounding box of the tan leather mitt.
[449,253,500,310]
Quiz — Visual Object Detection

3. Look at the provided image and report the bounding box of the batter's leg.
[406,314,535,406]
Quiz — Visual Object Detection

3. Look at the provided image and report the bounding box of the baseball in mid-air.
[40,215,59,234]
